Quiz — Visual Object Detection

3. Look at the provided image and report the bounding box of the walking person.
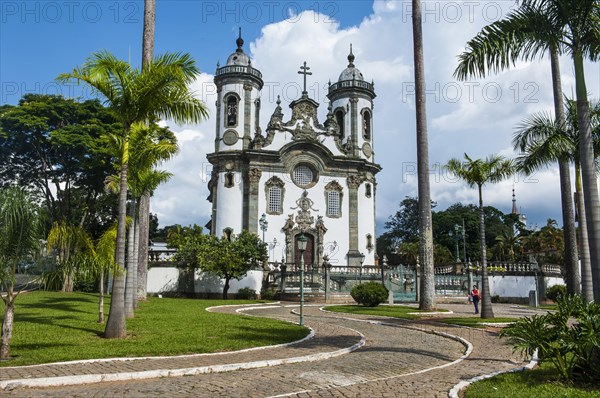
[471,285,481,314]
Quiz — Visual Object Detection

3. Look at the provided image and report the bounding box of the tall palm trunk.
[576,166,593,302]
[132,205,140,309]
[137,194,150,301]
[478,185,494,318]
[124,199,136,318]
[550,46,580,295]
[573,51,600,302]
[137,0,156,303]
[412,0,435,311]
[98,270,105,323]
[104,140,129,338]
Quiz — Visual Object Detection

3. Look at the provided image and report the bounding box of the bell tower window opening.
[223,228,233,241]
[334,109,345,138]
[224,172,235,188]
[362,109,371,140]
[365,183,372,198]
[226,95,238,127]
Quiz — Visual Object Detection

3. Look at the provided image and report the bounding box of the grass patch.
[323,304,447,320]
[0,291,307,367]
[435,317,517,328]
[465,362,600,397]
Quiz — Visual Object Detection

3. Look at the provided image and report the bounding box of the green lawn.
[0,291,308,366]
[323,304,448,319]
[465,362,600,397]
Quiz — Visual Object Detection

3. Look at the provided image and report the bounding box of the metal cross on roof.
[298,61,312,95]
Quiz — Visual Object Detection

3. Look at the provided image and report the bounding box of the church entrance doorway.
[294,233,314,270]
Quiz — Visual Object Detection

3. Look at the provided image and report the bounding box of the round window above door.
[292,165,317,188]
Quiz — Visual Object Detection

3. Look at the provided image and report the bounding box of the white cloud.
[151,2,600,234]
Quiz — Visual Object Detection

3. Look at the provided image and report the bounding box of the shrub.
[491,294,500,303]
[500,294,600,383]
[260,289,278,300]
[351,282,389,307]
[546,284,566,302]
[236,287,256,300]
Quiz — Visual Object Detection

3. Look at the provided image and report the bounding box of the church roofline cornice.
[215,65,264,89]
[328,80,375,100]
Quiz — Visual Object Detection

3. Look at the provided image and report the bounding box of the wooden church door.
[294,233,314,271]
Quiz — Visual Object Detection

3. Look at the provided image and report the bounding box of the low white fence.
[147,267,263,295]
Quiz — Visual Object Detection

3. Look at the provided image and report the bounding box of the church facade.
[206,33,381,268]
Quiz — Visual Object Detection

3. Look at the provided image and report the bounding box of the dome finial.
[236,27,244,52]
[347,43,355,67]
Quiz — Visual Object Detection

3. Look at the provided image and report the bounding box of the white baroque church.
[206,32,381,269]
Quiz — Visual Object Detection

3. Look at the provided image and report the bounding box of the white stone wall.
[488,275,564,298]
[147,267,263,295]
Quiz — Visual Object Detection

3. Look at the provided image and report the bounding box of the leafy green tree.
[446,154,515,318]
[58,51,208,338]
[176,230,266,299]
[0,94,120,233]
[0,187,43,359]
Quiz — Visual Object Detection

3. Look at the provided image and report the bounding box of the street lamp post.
[359,252,366,284]
[259,213,268,242]
[297,233,308,326]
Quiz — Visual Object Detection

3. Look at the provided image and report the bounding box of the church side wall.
[215,171,244,236]
[357,182,376,265]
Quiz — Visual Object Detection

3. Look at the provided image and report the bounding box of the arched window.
[223,228,233,241]
[365,183,372,198]
[362,109,371,140]
[226,96,238,127]
[324,180,343,218]
[335,109,345,138]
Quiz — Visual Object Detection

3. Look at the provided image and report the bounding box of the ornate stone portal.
[282,191,327,270]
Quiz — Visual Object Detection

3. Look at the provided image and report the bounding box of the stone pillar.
[346,174,361,266]
[324,256,331,303]
[215,88,222,151]
[246,167,261,233]
[243,84,252,149]
[350,97,359,157]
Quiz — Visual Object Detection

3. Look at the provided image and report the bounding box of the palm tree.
[513,99,600,300]
[127,123,178,312]
[454,0,600,302]
[446,154,514,318]
[412,0,435,311]
[137,0,157,305]
[46,221,94,292]
[58,51,208,338]
[453,0,580,298]
[0,187,42,359]
[93,224,117,323]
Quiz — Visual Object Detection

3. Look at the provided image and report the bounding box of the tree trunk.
[223,277,230,300]
[137,0,155,303]
[0,290,15,359]
[133,204,140,309]
[137,193,150,302]
[124,199,136,318]
[576,166,593,302]
[98,270,105,323]
[104,153,129,338]
[142,0,155,69]
[573,51,600,303]
[412,0,435,311]
[479,185,494,318]
[550,46,580,295]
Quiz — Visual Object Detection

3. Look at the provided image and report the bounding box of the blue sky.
[2,0,599,235]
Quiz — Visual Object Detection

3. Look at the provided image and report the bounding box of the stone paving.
[0,302,549,397]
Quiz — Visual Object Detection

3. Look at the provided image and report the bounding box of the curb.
[1,304,365,391]
[448,350,539,398]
